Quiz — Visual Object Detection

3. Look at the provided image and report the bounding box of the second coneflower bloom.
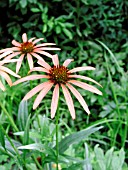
[13,55,102,119]
[0,33,60,73]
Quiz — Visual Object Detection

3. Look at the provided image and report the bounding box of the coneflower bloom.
[0,59,20,91]
[0,33,60,73]
[13,55,102,119]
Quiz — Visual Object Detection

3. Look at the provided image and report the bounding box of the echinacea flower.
[13,55,102,119]
[0,59,20,91]
[0,33,60,73]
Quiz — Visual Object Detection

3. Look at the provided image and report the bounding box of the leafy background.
[0,0,128,169]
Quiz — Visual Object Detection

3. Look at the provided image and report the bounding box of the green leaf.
[20,0,27,8]
[18,143,44,151]
[105,147,114,169]
[58,126,103,153]
[62,28,73,39]
[0,124,5,149]
[42,24,47,33]
[18,100,28,131]
[31,8,40,13]
[111,148,125,170]
[94,145,106,170]
[55,25,62,34]
[23,114,31,145]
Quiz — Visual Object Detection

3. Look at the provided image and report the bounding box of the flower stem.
[0,102,19,132]
[55,102,60,170]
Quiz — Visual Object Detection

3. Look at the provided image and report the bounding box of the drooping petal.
[69,75,102,87]
[0,80,5,91]
[31,52,44,61]
[36,47,61,51]
[22,33,27,42]
[34,43,56,48]
[37,59,51,70]
[0,71,12,86]
[23,81,50,100]
[33,82,53,109]
[68,66,95,73]
[2,52,21,60]
[27,53,33,69]
[52,54,59,67]
[13,75,49,86]
[66,83,90,115]
[0,66,20,78]
[16,54,25,74]
[0,48,12,54]
[51,84,59,119]
[12,40,21,47]
[0,51,13,59]
[0,59,21,65]
[63,59,74,67]
[61,84,75,119]
[32,38,44,44]
[68,80,102,95]
[34,50,53,58]
[28,67,49,74]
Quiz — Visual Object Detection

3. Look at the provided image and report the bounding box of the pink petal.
[13,75,49,86]
[28,37,36,42]
[10,47,21,51]
[0,51,13,59]
[12,40,21,47]
[34,50,53,58]
[0,66,20,78]
[27,53,33,69]
[23,81,50,100]
[2,52,21,61]
[0,80,5,91]
[0,59,20,64]
[0,48,12,54]
[37,60,51,70]
[68,80,102,95]
[51,84,59,119]
[34,43,56,48]
[63,59,74,67]
[16,54,25,74]
[22,33,27,42]
[61,84,75,119]
[33,82,53,109]
[69,75,102,87]
[35,47,61,51]
[68,66,95,73]
[31,52,44,61]
[52,54,59,67]
[66,83,90,115]
[29,67,49,74]
[0,47,19,54]
[0,71,12,86]
[32,38,44,44]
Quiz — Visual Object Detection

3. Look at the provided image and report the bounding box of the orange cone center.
[49,66,69,84]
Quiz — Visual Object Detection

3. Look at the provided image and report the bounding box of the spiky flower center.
[49,66,69,84]
[21,42,34,54]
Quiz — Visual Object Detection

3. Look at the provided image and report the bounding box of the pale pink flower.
[13,55,102,119]
[0,59,20,91]
[0,33,60,73]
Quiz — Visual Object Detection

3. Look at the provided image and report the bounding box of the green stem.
[0,102,19,132]
[104,53,121,146]
[56,102,60,170]
[0,124,26,168]
[32,154,43,170]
